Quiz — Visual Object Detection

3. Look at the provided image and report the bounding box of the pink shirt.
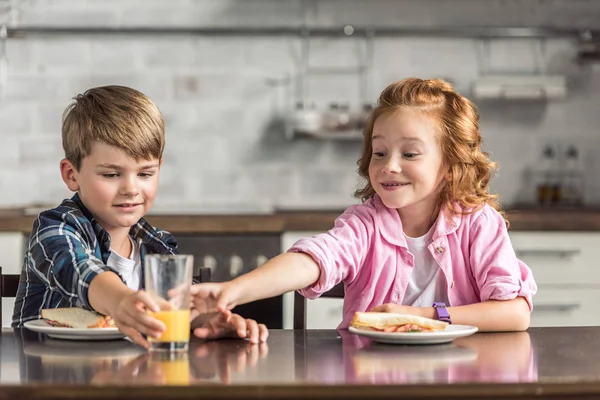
[289,195,538,329]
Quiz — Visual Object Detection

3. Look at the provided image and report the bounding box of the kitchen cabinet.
[510,231,600,327]
[175,234,283,328]
[282,230,600,330]
[0,233,25,327]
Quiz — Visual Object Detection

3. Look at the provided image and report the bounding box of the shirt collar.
[372,194,461,246]
[70,193,173,254]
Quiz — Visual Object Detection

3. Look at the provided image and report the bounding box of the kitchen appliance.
[472,74,567,100]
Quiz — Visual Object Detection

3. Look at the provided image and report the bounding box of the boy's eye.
[102,173,119,178]
[138,172,154,178]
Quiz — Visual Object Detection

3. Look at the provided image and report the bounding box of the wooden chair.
[293,283,345,329]
[193,266,211,284]
[0,266,21,326]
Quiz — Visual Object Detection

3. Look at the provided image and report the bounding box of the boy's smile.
[61,142,161,240]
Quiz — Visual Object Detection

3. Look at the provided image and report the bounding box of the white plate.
[23,320,125,341]
[349,324,479,345]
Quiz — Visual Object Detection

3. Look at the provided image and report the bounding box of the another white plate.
[23,320,125,341]
[349,324,478,345]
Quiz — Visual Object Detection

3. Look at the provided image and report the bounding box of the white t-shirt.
[401,228,449,307]
[107,236,142,291]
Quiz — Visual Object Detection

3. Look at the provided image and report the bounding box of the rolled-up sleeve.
[469,209,538,310]
[288,206,372,299]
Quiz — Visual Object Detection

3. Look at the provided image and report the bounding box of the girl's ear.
[60,158,80,192]
[444,166,453,182]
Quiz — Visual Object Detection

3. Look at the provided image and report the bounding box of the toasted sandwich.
[350,312,448,333]
[41,308,115,329]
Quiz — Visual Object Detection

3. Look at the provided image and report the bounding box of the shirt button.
[436,246,444,253]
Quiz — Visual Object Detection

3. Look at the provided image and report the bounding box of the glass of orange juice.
[144,254,193,352]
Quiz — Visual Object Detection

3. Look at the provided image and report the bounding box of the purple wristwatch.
[433,302,452,324]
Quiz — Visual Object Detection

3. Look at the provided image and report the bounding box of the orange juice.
[148,309,191,343]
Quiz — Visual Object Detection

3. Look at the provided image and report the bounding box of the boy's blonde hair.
[355,78,503,221]
[62,85,165,170]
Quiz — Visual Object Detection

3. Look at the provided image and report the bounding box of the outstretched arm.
[190,252,321,312]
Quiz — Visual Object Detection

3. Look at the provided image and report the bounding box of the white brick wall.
[0,0,599,211]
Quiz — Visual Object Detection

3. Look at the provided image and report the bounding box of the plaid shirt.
[11,194,178,327]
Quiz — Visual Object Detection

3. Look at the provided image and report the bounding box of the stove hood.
[472,74,567,100]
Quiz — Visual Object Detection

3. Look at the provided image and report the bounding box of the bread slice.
[41,308,114,329]
[350,312,448,332]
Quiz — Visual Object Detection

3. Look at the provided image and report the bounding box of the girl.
[191,78,537,332]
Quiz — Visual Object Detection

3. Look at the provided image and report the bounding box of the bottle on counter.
[562,145,584,206]
[352,102,374,132]
[322,102,340,132]
[291,101,322,136]
[537,145,561,207]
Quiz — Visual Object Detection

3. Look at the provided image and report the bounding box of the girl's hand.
[192,311,269,344]
[189,282,240,316]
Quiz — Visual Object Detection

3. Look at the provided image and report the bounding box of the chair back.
[293,283,344,329]
[0,266,21,326]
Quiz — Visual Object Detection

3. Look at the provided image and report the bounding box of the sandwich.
[350,312,448,333]
[41,308,115,329]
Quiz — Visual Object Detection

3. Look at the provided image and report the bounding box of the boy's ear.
[60,158,80,192]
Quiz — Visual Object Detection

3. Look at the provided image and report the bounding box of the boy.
[12,85,268,347]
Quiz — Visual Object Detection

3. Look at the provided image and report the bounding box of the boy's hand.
[189,282,240,314]
[110,290,166,349]
[192,310,268,344]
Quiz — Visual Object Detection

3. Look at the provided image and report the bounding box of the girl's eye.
[373,152,386,158]
[403,153,419,159]
[102,173,118,178]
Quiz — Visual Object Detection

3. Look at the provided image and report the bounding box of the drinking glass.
[144,254,193,352]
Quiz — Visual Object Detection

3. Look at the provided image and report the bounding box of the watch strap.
[432,302,452,324]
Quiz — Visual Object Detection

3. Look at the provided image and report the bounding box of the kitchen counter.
[1,207,600,233]
[2,327,600,399]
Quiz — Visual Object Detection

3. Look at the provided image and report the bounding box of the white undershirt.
[107,236,142,291]
[401,228,449,307]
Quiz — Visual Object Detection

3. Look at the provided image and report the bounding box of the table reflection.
[337,330,537,384]
[15,328,269,385]
[10,328,536,386]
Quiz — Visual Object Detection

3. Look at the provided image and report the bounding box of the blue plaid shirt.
[12,194,178,327]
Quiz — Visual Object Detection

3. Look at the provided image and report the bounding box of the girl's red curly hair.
[354,78,505,223]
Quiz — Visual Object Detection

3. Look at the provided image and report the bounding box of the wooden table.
[1,327,600,399]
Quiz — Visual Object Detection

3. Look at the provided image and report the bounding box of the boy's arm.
[27,215,120,311]
[88,271,165,347]
[27,214,164,346]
